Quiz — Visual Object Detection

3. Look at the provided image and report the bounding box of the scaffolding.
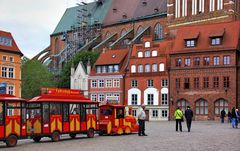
[53,0,102,71]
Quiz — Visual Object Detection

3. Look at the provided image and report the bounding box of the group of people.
[220,107,240,128]
[174,106,193,132]
[137,104,239,136]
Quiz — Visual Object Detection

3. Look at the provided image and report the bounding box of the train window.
[63,104,69,122]
[117,108,124,119]
[6,102,20,116]
[70,104,80,115]
[0,102,3,125]
[43,103,49,123]
[50,103,62,115]
[101,107,113,116]
[80,104,86,122]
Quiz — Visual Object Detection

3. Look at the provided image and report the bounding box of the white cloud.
[0,0,94,58]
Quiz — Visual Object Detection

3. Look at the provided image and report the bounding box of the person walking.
[235,109,239,128]
[220,109,226,123]
[174,107,183,132]
[185,106,193,132]
[227,111,232,123]
[231,107,236,128]
[137,104,147,136]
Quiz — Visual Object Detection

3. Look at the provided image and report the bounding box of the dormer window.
[186,39,196,48]
[211,37,222,45]
[0,37,12,46]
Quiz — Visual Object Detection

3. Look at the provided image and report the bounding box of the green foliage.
[58,51,100,88]
[21,60,56,99]
[21,56,30,66]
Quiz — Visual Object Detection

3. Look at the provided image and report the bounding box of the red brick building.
[169,21,240,120]
[124,36,173,121]
[88,49,128,105]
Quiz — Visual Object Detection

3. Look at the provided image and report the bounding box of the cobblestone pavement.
[0,121,239,151]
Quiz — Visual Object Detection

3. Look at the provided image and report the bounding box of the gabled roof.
[95,49,128,65]
[172,21,240,54]
[52,0,113,35]
[0,30,23,55]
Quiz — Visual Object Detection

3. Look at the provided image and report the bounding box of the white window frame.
[9,56,14,62]
[152,64,157,72]
[138,64,143,73]
[113,79,120,88]
[98,94,105,102]
[175,0,181,18]
[2,56,7,61]
[159,63,165,72]
[161,110,168,118]
[138,51,143,58]
[131,94,138,105]
[152,110,158,118]
[91,80,97,88]
[132,109,137,117]
[131,65,136,73]
[91,94,97,101]
[199,0,205,13]
[8,67,14,78]
[145,51,150,57]
[106,79,112,88]
[2,67,7,78]
[152,50,157,57]
[210,0,215,12]
[161,93,168,105]
[7,85,14,95]
[161,79,168,87]
[145,64,150,72]
[192,0,197,15]
[182,0,187,16]
[98,80,104,88]
[145,42,150,48]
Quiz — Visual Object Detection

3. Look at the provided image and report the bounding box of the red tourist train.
[0,88,139,147]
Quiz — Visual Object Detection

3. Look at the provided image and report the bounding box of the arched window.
[137,51,143,58]
[177,99,189,111]
[145,41,150,48]
[136,26,144,35]
[145,51,150,57]
[131,65,136,73]
[195,99,208,115]
[145,64,150,72]
[138,64,143,73]
[152,64,157,72]
[154,23,163,40]
[159,63,165,72]
[152,50,157,57]
[215,99,228,115]
[105,32,111,38]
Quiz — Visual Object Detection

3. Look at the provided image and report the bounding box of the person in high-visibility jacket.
[174,107,183,132]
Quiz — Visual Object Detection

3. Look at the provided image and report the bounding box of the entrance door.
[27,103,42,134]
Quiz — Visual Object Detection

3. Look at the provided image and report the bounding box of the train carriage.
[98,104,139,135]
[0,94,27,147]
[26,88,98,142]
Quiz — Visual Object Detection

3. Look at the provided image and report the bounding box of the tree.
[21,60,56,99]
[58,51,100,88]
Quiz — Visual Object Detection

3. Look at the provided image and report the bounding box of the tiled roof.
[95,49,128,65]
[172,21,240,54]
[103,0,167,25]
[0,30,22,55]
[52,0,113,35]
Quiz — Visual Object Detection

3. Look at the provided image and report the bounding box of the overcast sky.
[0,0,93,58]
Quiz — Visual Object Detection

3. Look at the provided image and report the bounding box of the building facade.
[125,36,173,121]
[0,30,23,97]
[169,21,240,120]
[88,49,128,105]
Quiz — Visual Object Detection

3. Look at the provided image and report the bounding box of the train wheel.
[6,135,18,147]
[70,134,76,139]
[117,127,123,135]
[125,126,131,134]
[33,137,42,142]
[51,131,60,142]
[87,128,94,138]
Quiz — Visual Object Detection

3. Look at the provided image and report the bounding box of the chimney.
[87,58,91,74]
[71,62,75,76]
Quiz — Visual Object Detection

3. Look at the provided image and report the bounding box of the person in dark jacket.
[231,107,236,128]
[220,109,226,123]
[227,111,232,123]
[185,106,193,132]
